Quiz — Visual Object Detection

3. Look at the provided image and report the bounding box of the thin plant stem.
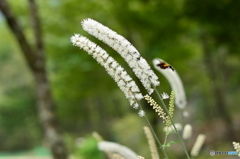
[164,133,168,146]
[155,88,191,159]
[137,101,169,159]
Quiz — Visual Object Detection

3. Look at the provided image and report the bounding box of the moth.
[156,60,174,71]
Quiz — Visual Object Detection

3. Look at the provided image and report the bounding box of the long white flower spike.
[71,34,143,109]
[81,18,160,94]
[153,58,187,109]
[190,134,206,157]
[98,141,138,159]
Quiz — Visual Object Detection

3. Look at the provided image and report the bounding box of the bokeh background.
[0,0,240,158]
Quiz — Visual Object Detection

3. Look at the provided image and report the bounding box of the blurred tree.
[184,0,240,141]
[0,0,68,158]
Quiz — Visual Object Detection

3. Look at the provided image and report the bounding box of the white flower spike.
[182,124,192,140]
[71,34,143,108]
[98,141,138,159]
[153,58,187,109]
[81,18,160,94]
[190,134,206,157]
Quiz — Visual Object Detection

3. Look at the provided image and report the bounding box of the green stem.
[155,89,191,159]
[138,102,169,159]
[164,132,168,146]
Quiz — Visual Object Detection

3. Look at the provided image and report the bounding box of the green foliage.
[0,25,40,151]
[184,0,240,52]
[162,140,179,148]
[74,136,104,159]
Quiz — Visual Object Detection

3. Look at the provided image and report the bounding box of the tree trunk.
[0,0,68,158]
[34,72,68,159]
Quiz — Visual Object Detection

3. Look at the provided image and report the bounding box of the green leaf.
[162,140,180,148]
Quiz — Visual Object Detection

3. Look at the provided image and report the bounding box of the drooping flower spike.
[98,141,138,159]
[153,58,187,109]
[71,34,143,108]
[81,18,160,94]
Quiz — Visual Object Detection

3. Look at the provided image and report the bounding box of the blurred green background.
[0,0,240,158]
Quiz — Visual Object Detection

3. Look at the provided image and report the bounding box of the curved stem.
[155,89,191,159]
[138,102,169,159]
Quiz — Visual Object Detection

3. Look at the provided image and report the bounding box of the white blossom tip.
[138,110,145,117]
[161,92,169,99]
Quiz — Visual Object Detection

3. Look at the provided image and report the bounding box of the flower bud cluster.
[144,95,166,122]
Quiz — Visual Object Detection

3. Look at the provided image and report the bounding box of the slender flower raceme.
[143,126,160,159]
[98,141,138,159]
[165,91,175,127]
[153,58,187,109]
[182,124,192,140]
[81,18,160,94]
[144,95,167,122]
[190,134,206,157]
[71,34,143,108]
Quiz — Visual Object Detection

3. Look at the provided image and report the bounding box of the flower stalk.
[137,101,169,159]
[155,88,191,159]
